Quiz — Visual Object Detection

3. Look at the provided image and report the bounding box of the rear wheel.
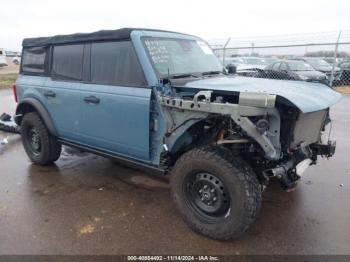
[21,112,61,165]
[170,147,261,240]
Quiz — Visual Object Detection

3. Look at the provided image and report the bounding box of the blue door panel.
[43,79,81,141]
[79,84,151,161]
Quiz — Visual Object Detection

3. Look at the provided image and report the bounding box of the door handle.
[44,90,56,98]
[84,95,100,104]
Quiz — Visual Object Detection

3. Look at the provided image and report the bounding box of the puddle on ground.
[61,146,90,157]
[130,175,169,189]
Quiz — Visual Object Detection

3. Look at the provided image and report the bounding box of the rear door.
[43,44,85,141]
[79,41,151,161]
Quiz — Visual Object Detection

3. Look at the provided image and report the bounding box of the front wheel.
[170,147,261,240]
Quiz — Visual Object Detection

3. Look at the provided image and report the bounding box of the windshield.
[305,58,330,67]
[288,61,315,71]
[143,37,223,77]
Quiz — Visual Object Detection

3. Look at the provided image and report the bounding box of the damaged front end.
[156,83,338,191]
[260,107,337,191]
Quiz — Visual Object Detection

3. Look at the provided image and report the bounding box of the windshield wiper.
[201,70,223,76]
[169,73,200,79]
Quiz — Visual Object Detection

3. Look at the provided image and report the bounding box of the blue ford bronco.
[14,28,341,240]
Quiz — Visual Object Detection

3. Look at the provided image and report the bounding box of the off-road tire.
[21,112,61,165]
[170,147,261,240]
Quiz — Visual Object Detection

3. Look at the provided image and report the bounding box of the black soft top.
[22,28,182,47]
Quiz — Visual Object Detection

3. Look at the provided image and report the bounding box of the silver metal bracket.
[159,91,281,160]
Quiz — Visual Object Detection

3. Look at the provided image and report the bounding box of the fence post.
[222,38,231,66]
[329,31,342,87]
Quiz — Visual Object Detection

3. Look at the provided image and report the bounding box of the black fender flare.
[15,98,58,136]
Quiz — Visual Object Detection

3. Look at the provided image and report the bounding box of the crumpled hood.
[182,76,342,113]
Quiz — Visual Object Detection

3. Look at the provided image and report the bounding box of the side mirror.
[226,64,237,74]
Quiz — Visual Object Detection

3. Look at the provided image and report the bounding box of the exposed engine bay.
[157,87,336,191]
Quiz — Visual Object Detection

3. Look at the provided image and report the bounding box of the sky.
[1,0,350,51]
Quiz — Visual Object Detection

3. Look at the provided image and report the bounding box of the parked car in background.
[323,57,345,65]
[297,57,341,81]
[5,50,21,57]
[223,57,245,67]
[12,56,21,65]
[337,60,350,85]
[255,60,328,84]
[0,48,8,67]
[240,57,271,69]
[226,57,275,76]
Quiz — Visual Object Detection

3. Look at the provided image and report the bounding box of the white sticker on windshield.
[197,41,214,55]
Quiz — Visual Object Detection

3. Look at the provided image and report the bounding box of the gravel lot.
[0,88,349,255]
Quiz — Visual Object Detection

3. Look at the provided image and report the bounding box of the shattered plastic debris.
[0,113,11,122]
[0,114,20,134]
[0,137,8,145]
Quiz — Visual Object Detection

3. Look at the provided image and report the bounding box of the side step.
[58,139,166,176]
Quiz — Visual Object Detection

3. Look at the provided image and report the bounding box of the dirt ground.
[336,86,350,94]
[0,58,19,89]
[0,89,349,255]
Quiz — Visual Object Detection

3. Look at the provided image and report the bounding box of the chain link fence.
[208,30,350,88]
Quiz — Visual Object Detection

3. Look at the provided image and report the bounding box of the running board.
[57,139,165,175]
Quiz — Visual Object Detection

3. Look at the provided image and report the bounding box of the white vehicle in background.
[223,57,245,67]
[0,48,8,67]
[239,57,277,70]
[226,57,279,76]
[12,56,21,65]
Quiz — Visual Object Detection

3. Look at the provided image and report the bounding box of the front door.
[78,41,151,161]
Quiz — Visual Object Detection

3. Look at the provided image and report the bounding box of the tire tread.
[170,146,261,240]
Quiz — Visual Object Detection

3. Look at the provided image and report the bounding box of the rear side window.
[52,44,84,80]
[90,41,146,86]
[21,47,48,74]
